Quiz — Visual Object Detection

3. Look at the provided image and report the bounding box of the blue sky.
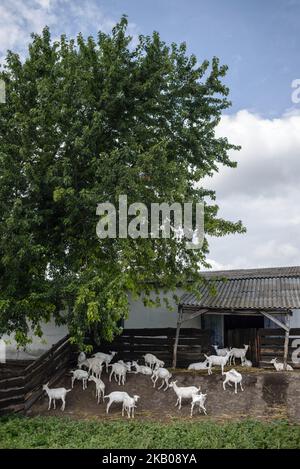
[107,0,300,117]
[1,0,299,116]
[1,0,300,269]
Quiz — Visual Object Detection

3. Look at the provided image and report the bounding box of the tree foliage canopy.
[0,17,245,347]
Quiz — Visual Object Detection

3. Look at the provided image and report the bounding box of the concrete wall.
[291,309,300,328]
[2,319,68,360]
[125,288,202,329]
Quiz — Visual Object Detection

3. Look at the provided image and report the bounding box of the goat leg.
[163,380,169,391]
[201,405,207,415]
[106,401,112,414]
[158,380,164,390]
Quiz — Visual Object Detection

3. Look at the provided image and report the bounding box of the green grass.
[0,416,299,449]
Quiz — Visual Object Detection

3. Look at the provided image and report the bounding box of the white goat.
[88,375,106,403]
[122,395,140,418]
[132,361,153,375]
[77,351,86,368]
[78,357,94,370]
[151,367,172,391]
[270,358,293,371]
[169,380,200,410]
[223,369,244,394]
[89,359,104,379]
[229,345,249,365]
[109,362,128,385]
[92,351,117,372]
[104,391,139,415]
[117,360,132,371]
[188,359,209,370]
[241,358,253,368]
[143,353,164,370]
[42,383,71,411]
[190,392,207,417]
[70,369,89,390]
[212,345,230,357]
[205,351,231,375]
[86,356,104,374]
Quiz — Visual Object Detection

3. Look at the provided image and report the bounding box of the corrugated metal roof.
[200,266,300,279]
[180,266,300,311]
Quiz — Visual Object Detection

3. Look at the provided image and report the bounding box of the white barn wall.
[125,288,202,329]
[2,318,68,360]
[291,309,300,328]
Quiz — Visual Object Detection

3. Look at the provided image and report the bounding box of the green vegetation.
[0,416,299,449]
[0,16,244,349]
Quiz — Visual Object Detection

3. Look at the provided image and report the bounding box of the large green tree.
[0,17,244,348]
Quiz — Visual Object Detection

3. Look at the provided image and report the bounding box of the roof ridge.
[204,274,300,280]
[201,266,300,280]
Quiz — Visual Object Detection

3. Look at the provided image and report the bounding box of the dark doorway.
[224,314,264,365]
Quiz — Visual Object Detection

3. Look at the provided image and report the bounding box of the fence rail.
[258,328,300,368]
[0,335,71,415]
[94,328,212,368]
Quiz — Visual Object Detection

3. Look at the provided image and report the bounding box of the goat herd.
[42,344,294,418]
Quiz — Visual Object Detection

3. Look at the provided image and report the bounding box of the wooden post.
[283,316,290,371]
[172,305,183,369]
[256,330,261,367]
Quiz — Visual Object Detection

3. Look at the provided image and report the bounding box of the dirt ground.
[28,368,300,423]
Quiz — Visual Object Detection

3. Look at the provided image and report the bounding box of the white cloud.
[35,0,51,8]
[0,0,139,62]
[205,110,300,270]
[207,109,300,198]
[253,240,300,262]
[204,259,237,271]
[0,0,57,60]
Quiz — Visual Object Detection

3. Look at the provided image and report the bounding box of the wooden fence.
[258,328,300,368]
[4,326,299,415]
[94,328,212,368]
[0,335,72,415]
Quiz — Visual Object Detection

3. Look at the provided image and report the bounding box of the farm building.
[2,265,300,367]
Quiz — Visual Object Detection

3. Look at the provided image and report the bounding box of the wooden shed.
[173,266,300,368]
